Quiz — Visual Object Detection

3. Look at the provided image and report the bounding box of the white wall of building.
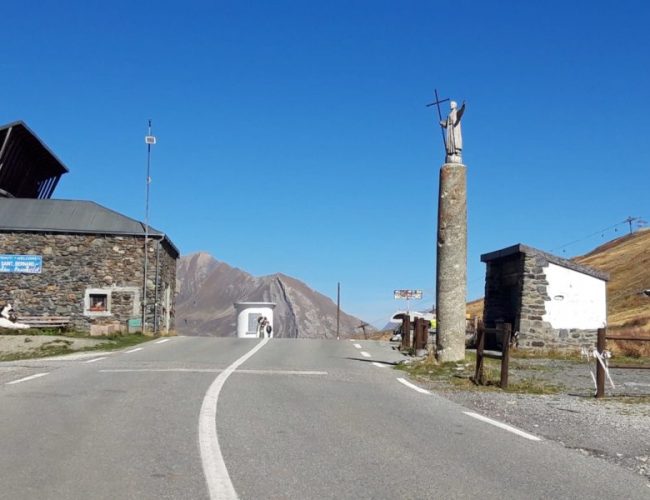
[234,302,276,338]
[542,263,607,329]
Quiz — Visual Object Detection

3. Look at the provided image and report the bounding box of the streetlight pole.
[142,120,156,334]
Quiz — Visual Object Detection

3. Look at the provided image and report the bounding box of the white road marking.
[100,368,327,376]
[360,351,371,358]
[463,411,541,441]
[85,357,107,363]
[155,338,171,344]
[125,347,143,353]
[43,351,113,361]
[372,362,388,368]
[353,343,362,349]
[6,372,49,385]
[397,377,430,394]
[199,337,270,500]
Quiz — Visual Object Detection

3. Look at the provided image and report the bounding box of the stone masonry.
[0,232,176,334]
[482,245,608,350]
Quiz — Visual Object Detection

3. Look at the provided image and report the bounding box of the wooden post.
[596,327,606,398]
[473,322,485,385]
[500,323,511,389]
[414,317,427,355]
[401,316,411,349]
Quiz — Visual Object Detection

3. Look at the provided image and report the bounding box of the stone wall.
[0,231,176,334]
[484,252,598,350]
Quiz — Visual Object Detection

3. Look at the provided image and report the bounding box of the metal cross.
[426,88,449,149]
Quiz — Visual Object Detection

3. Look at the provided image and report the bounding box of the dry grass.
[606,326,650,358]
[575,228,650,333]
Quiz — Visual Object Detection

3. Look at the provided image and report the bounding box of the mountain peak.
[175,253,370,338]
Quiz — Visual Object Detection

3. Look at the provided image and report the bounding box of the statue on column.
[440,100,466,163]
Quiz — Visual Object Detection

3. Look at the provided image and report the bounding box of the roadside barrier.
[472,322,512,389]
[595,327,650,398]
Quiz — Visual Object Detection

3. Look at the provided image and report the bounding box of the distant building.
[481,244,608,349]
[0,121,178,335]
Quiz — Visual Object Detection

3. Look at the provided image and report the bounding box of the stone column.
[436,163,467,362]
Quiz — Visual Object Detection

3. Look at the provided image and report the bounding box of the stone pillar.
[436,163,467,362]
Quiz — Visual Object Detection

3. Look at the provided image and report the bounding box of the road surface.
[0,337,647,499]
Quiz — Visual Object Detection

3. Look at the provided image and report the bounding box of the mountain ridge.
[175,252,368,337]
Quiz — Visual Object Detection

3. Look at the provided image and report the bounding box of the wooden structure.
[472,322,512,389]
[595,327,650,398]
[18,315,70,330]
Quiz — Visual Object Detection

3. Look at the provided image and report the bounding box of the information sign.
[0,255,42,274]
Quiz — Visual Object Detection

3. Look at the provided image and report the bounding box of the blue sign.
[0,255,42,274]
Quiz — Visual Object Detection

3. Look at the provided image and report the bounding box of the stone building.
[481,244,608,349]
[0,198,178,335]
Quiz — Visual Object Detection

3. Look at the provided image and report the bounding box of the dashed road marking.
[463,411,541,441]
[360,351,371,358]
[372,362,388,368]
[155,338,171,344]
[84,357,107,363]
[397,377,430,394]
[353,343,362,349]
[125,347,143,354]
[6,372,49,385]
[101,368,327,376]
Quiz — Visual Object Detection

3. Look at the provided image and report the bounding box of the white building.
[234,302,276,338]
[481,244,608,349]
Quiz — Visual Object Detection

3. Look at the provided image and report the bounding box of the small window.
[89,294,108,312]
[84,289,112,316]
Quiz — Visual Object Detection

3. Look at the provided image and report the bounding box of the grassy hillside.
[575,228,650,331]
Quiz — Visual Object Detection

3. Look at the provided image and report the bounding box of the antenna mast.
[142,120,157,334]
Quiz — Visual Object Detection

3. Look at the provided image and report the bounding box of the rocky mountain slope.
[175,252,368,337]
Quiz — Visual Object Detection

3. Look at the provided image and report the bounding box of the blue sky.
[2,1,648,327]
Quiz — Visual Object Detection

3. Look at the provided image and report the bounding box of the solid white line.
[6,372,49,385]
[125,347,143,353]
[463,411,541,441]
[372,362,388,368]
[360,351,371,358]
[353,343,362,349]
[397,377,430,395]
[85,357,107,363]
[199,338,270,500]
[155,338,171,344]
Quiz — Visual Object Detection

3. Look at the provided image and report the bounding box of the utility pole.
[142,120,156,334]
[336,282,340,340]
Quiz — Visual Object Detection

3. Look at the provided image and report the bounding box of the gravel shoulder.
[404,351,650,481]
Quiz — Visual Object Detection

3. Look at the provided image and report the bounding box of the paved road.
[0,337,648,499]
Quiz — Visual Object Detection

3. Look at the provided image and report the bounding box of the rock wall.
[0,232,176,334]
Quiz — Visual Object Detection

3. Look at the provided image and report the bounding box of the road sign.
[394,290,423,300]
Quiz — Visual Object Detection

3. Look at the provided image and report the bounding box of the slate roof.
[480,243,609,281]
[0,198,179,257]
[0,121,68,199]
